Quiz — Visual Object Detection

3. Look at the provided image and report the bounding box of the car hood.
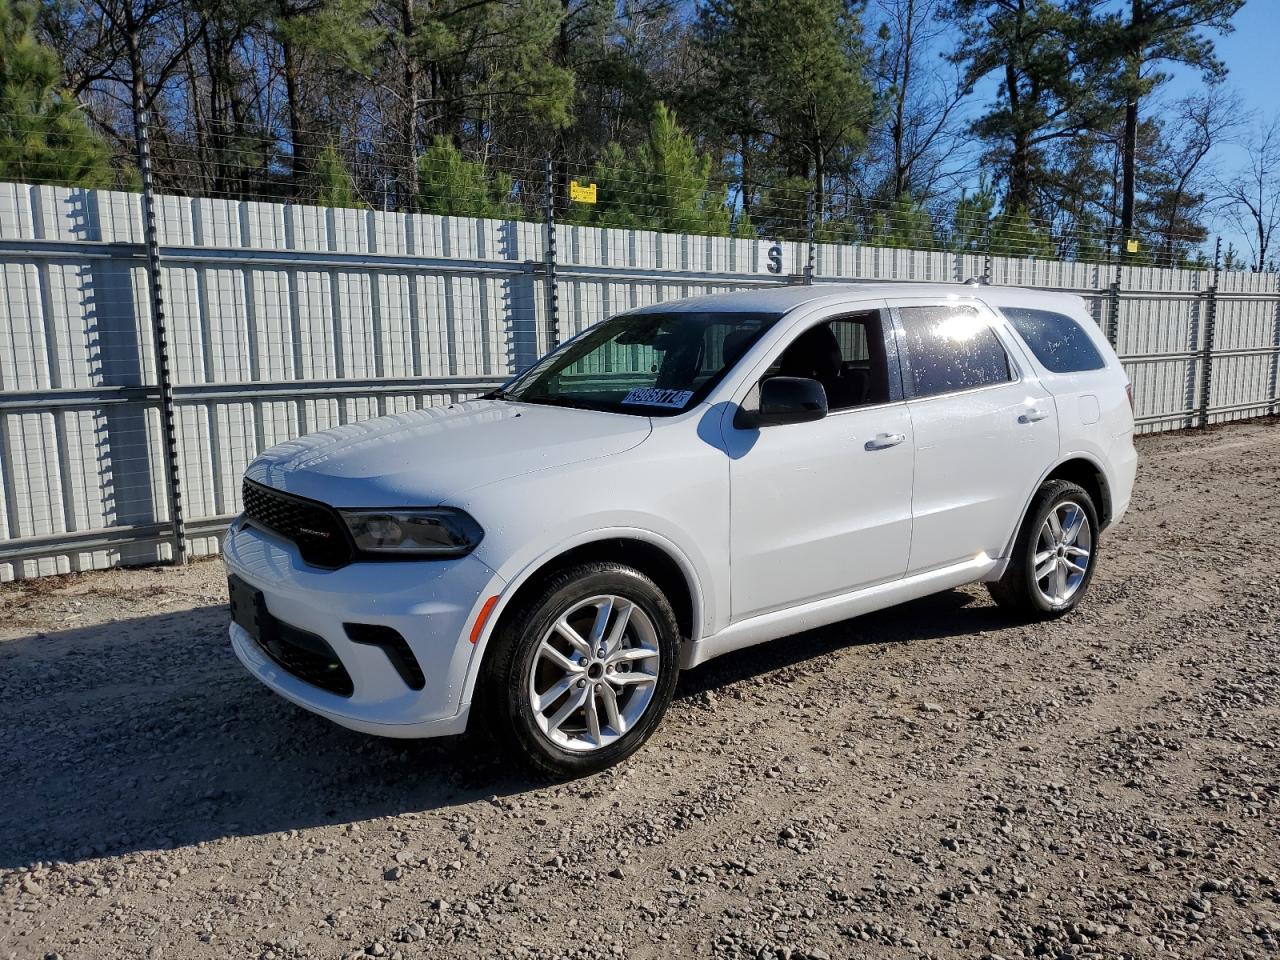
[243,400,652,507]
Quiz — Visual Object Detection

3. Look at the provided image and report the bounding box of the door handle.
[1019,407,1050,424]
[865,432,906,450]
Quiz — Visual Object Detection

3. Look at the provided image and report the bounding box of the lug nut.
[577,657,588,667]
[576,678,586,688]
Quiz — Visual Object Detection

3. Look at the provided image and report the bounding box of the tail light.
[1125,382,1134,411]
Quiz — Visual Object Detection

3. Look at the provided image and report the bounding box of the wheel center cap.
[587,661,605,680]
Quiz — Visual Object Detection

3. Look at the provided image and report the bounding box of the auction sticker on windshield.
[622,388,694,408]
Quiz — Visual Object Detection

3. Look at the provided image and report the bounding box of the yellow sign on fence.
[569,180,598,204]
[1126,238,1140,253]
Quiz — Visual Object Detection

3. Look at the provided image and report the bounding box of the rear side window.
[1000,307,1106,373]
[898,305,1013,398]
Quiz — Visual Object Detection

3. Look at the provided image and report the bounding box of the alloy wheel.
[527,594,661,752]
[1033,500,1093,606]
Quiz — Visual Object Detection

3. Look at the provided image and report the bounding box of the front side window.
[898,304,1013,398]
[1000,306,1106,373]
[501,311,782,416]
[763,311,893,411]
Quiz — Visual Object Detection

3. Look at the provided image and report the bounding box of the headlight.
[339,508,483,558]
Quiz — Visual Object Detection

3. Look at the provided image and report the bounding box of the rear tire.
[988,479,1099,619]
[476,562,680,779]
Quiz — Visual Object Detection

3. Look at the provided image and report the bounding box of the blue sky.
[910,0,1271,257]
[1160,0,1274,254]
[1166,0,1276,214]
[1165,0,1273,110]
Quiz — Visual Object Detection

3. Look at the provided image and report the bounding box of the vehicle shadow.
[0,587,1010,869]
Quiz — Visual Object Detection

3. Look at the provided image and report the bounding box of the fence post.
[1198,237,1223,429]
[1270,272,1280,417]
[982,221,992,284]
[130,63,186,565]
[1105,252,1123,350]
[804,189,816,285]
[543,156,561,348]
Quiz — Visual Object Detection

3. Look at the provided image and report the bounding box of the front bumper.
[223,517,504,738]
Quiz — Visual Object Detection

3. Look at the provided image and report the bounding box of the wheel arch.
[1043,456,1112,528]
[987,454,1112,582]
[459,530,703,707]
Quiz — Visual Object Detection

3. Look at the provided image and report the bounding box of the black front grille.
[242,480,353,568]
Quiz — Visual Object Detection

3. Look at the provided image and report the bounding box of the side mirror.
[736,376,828,428]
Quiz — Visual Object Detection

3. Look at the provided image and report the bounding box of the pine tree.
[583,102,732,237]
[869,196,936,249]
[311,142,365,208]
[0,0,114,188]
[950,186,996,254]
[415,137,518,218]
[989,207,1055,259]
[947,183,1055,261]
[269,0,380,186]
[944,0,1112,215]
[696,0,876,219]
[399,0,574,148]
[1096,0,1243,251]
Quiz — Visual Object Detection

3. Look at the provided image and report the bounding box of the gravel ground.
[2,420,1278,960]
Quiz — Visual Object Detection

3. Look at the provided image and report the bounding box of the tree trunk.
[1120,0,1143,255]
[1163,182,1187,263]
[127,29,148,170]
[1259,212,1269,272]
[283,38,306,193]
[400,0,420,208]
[1121,96,1138,252]
[892,0,915,200]
[1004,60,1031,212]
[814,139,826,231]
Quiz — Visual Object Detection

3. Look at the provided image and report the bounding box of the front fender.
[443,414,730,715]
[455,525,709,710]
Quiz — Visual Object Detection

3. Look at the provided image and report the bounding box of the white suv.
[225,284,1137,776]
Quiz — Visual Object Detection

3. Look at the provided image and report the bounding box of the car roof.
[627,283,1087,316]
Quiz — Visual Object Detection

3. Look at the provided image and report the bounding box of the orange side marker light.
[470,595,500,644]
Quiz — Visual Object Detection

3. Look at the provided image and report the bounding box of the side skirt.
[680,554,998,669]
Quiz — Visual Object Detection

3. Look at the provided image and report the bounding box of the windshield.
[500,311,783,416]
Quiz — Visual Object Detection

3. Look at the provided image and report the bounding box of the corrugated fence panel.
[1210,271,1280,424]
[995,257,1105,293]
[1,185,169,579]
[1111,266,1205,432]
[3,181,1279,579]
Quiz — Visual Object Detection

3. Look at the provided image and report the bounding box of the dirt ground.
[2,420,1278,960]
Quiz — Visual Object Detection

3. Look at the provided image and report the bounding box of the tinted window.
[899,305,1012,398]
[766,312,891,411]
[1000,307,1106,373]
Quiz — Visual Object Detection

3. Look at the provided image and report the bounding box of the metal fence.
[1,180,1278,581]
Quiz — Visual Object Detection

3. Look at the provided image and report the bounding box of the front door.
[725,310,915,622]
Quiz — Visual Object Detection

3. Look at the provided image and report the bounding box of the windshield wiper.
[523,394,613,411]
[482,387,514,400]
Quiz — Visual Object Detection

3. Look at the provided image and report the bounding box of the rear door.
[889,298,1059,573]
[995,302,1133,444]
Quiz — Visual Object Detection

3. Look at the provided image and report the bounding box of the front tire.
[477,562,680,779]
[988,479,1099,618]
